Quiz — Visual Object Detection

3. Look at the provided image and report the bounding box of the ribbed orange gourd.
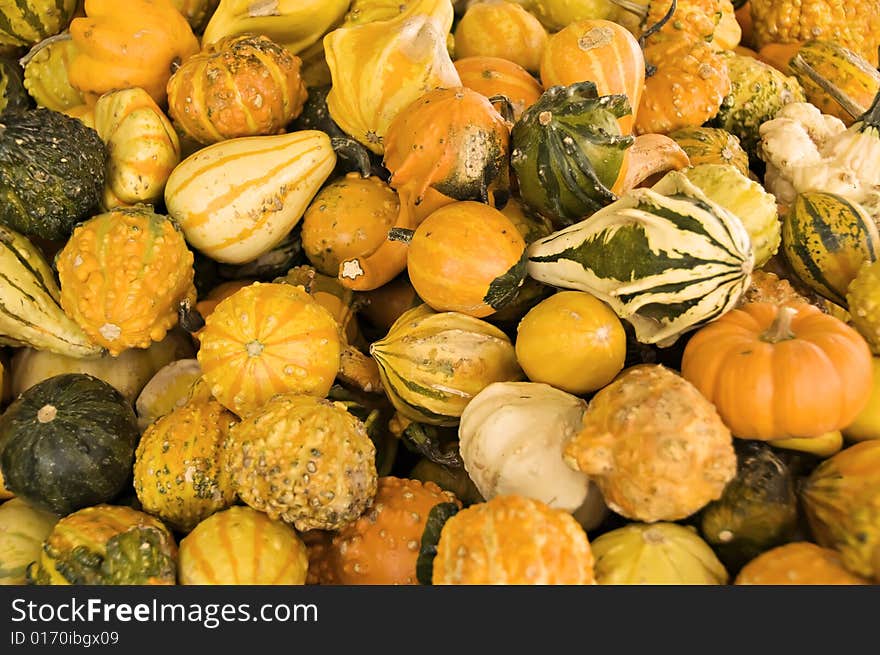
[539,19,645,134]
[402,201,526,318]
[454,56,543,120]
[68,0,200,106]
[453,0,548,73]
[323,0,460,154]
[681,303,874,441]
[55,206,197,356]
[196,282,342,417]
[167,34,308,144]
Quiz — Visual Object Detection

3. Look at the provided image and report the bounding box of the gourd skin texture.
[433,495,595,585]
[0,498,58,585]
[735,542,869,585]
[564,365,737,522]
[56,207,197,356]
[179,506,309,585]
[454,1,548,73]
[196,282,342,417]
[453,56,543,121]
[669,127,750,176]
[226,394,378,532]
[22,37,85,112]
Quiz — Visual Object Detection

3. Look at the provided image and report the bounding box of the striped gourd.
[782,192,880,307]
[668,127,750,177]
[370,304,523,426]
[164,130,338,264]
[0,225,100,358]
[0,0,77,48]
[179,506,308,585]
[526,171,754,346]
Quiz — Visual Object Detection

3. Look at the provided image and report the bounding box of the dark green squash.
[0,56,30,118]
[698,441,798,574]
[0,374,140,516]
[510,80,634,228]
[0,108,105,240]
[416,502,460,585]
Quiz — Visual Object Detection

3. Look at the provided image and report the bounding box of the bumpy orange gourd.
[403,201,526,318]
[167,33,308,144]
[196,282,342,417]
[637,34,732,134]
[56,206,197,356]
[454,56,543,120]
[453,0,548,73]
[735,542,869,585]
[624,0,736,47]
[68,0,200,106]
[433,495,595,585]
[539,19,645,134]
[681,303,874,441]
[311,477,460,585]
[564,365,737,522]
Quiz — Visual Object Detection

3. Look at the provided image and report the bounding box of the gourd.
[172,0,220,32]
[459,381,597,515]
[0,57,29,118]
[357,274,422,333]
[529,0,618,31]
[196,282,342,417]
[202,0,349,55]
[164,130,348,265]
[526,171,754,347]
[226,393,378,532]
[539,19,645,134]
[613,0,739,48]
[68,0,200,106]
[55,206,197,356]
[515,291,626,394]
[453,56,542,120]
[0,374,140,516]
[591,522,729,585]
[179,506,309,584]
[323,0,460,154]
[370,304,523,426]
[681,303,874,440]
[20,35,84,112]
[93,87,180,209]
[301,173,400,277]
[0,225,101,358]
[511,81,634,227]
[801,441,880,581]
[134,358,202,430]
[134,390,238,532]
[454,1,547,73]
[167,33,308,145]
[27,505,177,585]
[735,542,869,585]
[408,459,484,507]
[564,364,737,522]
[0,0,77,48]
[843,357,880,440]
[0,108,105,241]
[11,329,195,403]
[314,477,459,585]
[684,163,780,267]
[698,441,798,573]
[395,201,526,318]
[432,495,595,584]
[737,270,812,307]
[0,498,58,585]
[668,127,749,176]
[782,192,879,307]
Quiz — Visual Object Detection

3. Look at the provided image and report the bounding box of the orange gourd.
[735,542,869,585]
[681,303,874,441]
[539,19,645,134]
[454,56,543,120]
[68,0,200,106]
[400,201,526,318]
[166,34,308,144]
[453,0,548,73]
[196,282,342,416]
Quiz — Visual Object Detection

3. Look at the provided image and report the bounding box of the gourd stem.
[178,299,205,334]
[387,227,415,242]
[761,306,798,343]
[487,94,516,124]
[860,88,880,130]
[330,136,372,178]
[788,54,867,119]
[19,32,72,68]
[639,0,677,78]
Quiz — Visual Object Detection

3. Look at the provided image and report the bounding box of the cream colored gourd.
[0,498,58,585]
[164,130,338,264]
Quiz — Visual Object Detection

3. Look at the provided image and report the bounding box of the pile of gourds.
[1,0,879,586]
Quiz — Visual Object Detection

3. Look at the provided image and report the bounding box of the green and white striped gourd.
[526,171,754,346]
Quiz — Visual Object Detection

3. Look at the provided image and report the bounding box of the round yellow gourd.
[515,291,626,394]
[843,357,880,441]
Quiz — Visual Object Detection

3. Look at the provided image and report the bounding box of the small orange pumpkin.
[681,303,874,441]
[453,0,548,73]
[539,19,645,134]
[167,33,308,144]
[400,201,526,318]
[735,542,869,585]
[454,56,543,120]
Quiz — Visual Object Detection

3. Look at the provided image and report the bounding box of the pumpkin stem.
[178,299,205,334]
[487,94,516,125]
[330,136,372,178]
[639,0,677,78]
[18,31,72,68]
[788,54,868,119]
[761,306,799,343]
[387,227,415,243]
